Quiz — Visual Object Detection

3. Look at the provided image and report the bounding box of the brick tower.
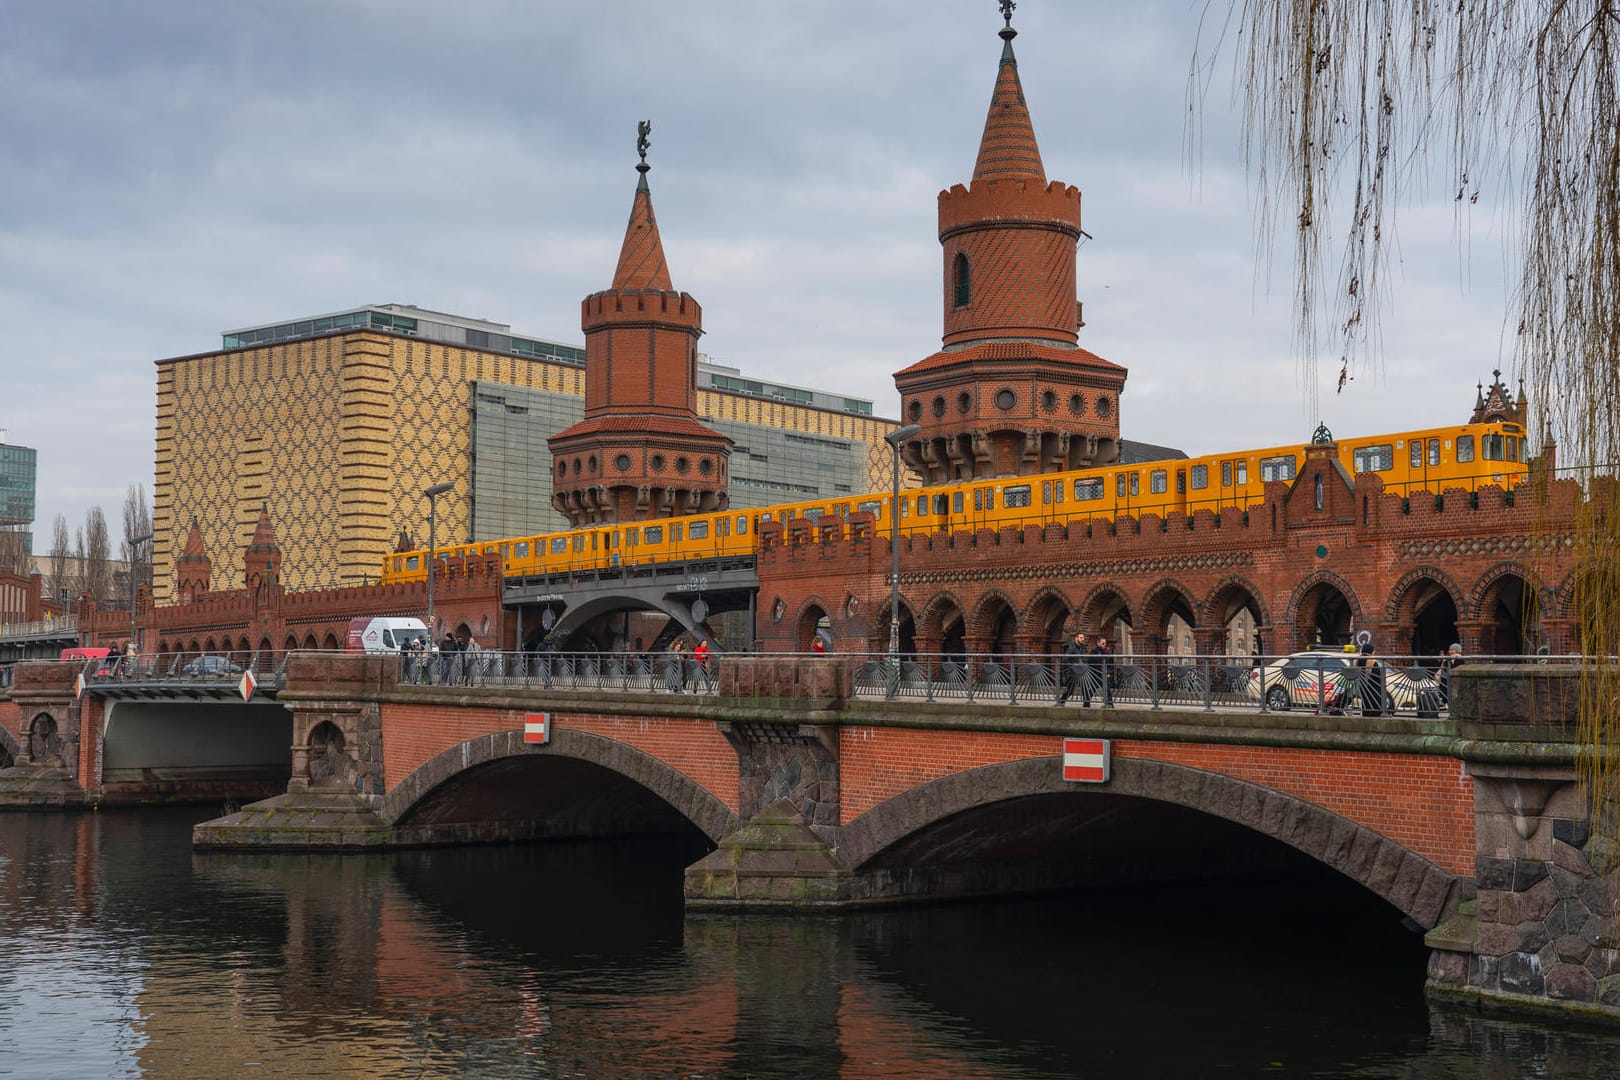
[548,124,731,525]
[892,6,1127,483]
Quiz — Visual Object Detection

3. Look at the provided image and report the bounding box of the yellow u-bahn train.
[380,420,1532,585]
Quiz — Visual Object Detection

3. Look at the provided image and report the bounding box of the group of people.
[664,638,714,692]
[399,631,480,685]
[1057,629,1114,707]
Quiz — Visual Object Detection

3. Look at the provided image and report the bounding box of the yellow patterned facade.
[155,330,896,597]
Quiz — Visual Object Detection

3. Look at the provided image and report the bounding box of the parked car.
[1246,648,1443,712]
[182,654,241,677]
[1245,649,1354,711]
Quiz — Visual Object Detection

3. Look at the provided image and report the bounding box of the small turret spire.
[611,120,673,290]
[974,2,1044,182]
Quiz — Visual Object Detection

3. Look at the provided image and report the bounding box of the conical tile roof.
[972,27,1045,183]
[611,166,674,291]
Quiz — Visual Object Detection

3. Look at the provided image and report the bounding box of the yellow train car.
[379,419,1532,587]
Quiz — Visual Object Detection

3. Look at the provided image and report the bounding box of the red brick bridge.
[0,651,1604,1019]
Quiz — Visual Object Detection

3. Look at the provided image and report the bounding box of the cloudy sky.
[2,0,1517,554]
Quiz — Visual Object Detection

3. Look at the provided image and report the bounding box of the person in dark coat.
[1092,635,1114,707]
[1058,631,1090,705]
[1357,642,1386,717]
[439,633,458,684]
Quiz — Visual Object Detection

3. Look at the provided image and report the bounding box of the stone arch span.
[382,727,739,843]
[836,756,1459,928]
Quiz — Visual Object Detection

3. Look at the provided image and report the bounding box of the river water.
[1,807,1614,1079]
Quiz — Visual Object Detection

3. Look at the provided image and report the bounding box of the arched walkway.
[836,756,1458,929]
[1471,565,1543,655]
[1286,573,1362,649]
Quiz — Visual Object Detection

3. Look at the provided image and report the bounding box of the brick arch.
[1384,566,1466,625]
[836,756,1458,929]
[1021,586,1075,653]
[1283,573,1360,634]
[1073,582,1133,635]
[793,596,833,651]
[1204,575,1271,630]
[967,589,1020,645]
[1138,578,1200,638]
[917,590,968,642]
[381,728,738,843]
[1466,562,1545,621]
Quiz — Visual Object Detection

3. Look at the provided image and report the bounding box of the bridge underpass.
[100,698,292,803]
[504,555,758,651]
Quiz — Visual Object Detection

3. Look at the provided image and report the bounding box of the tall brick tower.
[892,5,1127,483]
[548,124,731,525]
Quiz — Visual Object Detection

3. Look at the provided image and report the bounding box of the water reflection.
[0,807,1615,1079]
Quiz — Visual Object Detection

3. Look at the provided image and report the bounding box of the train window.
[572,535,585,553]
[1075,478,1104,501]
[718,518,729,537]
[1130,473,1140,496]
[1237,461,1248,484]
[1483,433,1505,461]
[514,543,528,558]
[1429,439,1441,466]
[1221,461,1232,487]
[551,538,568,554]
[738,516,748,534]
[934,494,949,515]
[1116,475,1126,498]
[1042,481,1053,505]
[917,495,929,515]
[859,500,881,516]
[1410,441,1423,468]
[627,528,639,546]
[973,489,983,511]
[1055,481,1063,504]
[1190,464,1208,490]
[1353,444,1394,472]
[689,521,709,539]
[986,489,996,510]
[589,534,598,551]
[405,555,419,571]
[1506,434,1519,462]
[644,526,664,543]
[672,524,683,542]
[1457,435,1474,462]
[1005,485,1031,508]
[1150,470,1168,494]
[953,492,964,513]
[1176,470,1187,494]
[1260,456,1295,482]
[803,507,824,521]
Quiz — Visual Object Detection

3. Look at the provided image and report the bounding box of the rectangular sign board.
[524,712,551,745]
[1062,737,1110,783]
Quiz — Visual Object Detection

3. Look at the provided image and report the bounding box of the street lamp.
[423,482,454,636]
[128,532,152,655]
[884,425,921,663]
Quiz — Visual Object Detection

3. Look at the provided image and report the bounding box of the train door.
[1040,475,1067,526]
[1116,469,1141,516]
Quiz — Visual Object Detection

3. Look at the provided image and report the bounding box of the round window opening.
[994,388,1016,411]
[1041,390,1057,412]
[676,456,689,474]
[699,458,713,476]
[651,454,666,472]
[908,400,922,421]
[958,391,972,414]
[1069,394,1084,416]
[587,455,597,474]
[555,462,566,477]
[931,396,946,418]
[573,457,582,475]
[1096,396,1112,417]
[614,454,632,471]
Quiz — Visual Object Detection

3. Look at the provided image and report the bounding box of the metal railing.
[394,648,720,695]
[79,649,293,687]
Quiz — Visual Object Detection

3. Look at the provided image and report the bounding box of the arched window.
[1314,474,1324,511]
[953,253,971,308]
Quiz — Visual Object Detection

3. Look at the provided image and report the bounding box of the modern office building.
[153,305,895,596]
[0,431,37,558]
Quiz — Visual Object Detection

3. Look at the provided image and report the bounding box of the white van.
[346,616,432,654]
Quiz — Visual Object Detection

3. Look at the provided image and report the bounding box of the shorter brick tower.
[892,8,1127,483]
[173,518,212,602]
[548,126,731,525]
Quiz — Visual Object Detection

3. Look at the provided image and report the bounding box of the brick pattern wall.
[839,726,1056,822]
[380,702,739,813]
[1115,741,1474,875]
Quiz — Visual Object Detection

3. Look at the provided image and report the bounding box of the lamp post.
[884,425,921,667]
[423,482,454,636]
[128,532,152,655]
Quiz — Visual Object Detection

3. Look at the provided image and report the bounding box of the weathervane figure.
[999,0,1016,27]
[637,120,651,166]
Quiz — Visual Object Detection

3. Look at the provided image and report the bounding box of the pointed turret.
[243,501,282,590]
[548,122,732,525]
[173,517,212,602]
[892,7,1126,483]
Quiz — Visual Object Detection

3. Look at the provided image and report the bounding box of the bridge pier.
[1426,665,1620,1023]
[0,661,92,808]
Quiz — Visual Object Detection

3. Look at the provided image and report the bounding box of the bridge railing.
[844,649,1578,715]
[395,648,721,695]
[80,649,294,687]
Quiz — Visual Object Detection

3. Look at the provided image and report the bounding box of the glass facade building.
[0,437,38,556]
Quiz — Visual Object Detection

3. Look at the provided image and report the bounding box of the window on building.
[1150,470,1168,494]
[953,253,971,308]
[1457,435,1475,462]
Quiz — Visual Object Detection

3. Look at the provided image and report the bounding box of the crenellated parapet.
[580,288,702,331]
[937,178,1082,240]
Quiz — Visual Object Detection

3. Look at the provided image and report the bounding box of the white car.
[1245,649,1442,711]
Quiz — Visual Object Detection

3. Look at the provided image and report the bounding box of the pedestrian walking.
[1058,630,1089,705]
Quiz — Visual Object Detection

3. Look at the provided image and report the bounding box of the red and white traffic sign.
[524,712,551,745]
[1062,737,1110,783]
[238,670,257,701]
